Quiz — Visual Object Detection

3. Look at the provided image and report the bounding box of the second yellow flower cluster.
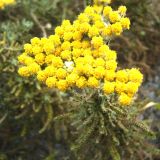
[0,0,15,9]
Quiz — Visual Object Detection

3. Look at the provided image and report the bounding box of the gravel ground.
[140,63,160,150]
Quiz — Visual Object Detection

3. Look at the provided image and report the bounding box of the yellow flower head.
[63,32,73,41]
[44,66,56,77]
[103,81,115,94]
[62,20,71,27]
[24,44,32,54]
[84,6,95,15]
[61,41,71,50]
[94,66,105,79]
[111,22,123,35]
[91,36,103,49]
[43,43,55,54]
[35,53,45,65]
[94,58,105,67]
[61,50,72,61]
[105,50,117,61]
[120,18,131,30]
[52,56,63,68]
[88,77,99,88]
[55,26,64,37]
[109,11,120,23]
[28,63,40,74]
[118,6,127,15]
[83,64,94,76]
[76,76,87,88]
[66,73,79,85]
[125,82,139,95]
[93,5,103,13]
[45,55,55,64]
[18,53,28,64]
[116,70,128,83]
[119,93,132,106]
[115,81,126,94]
[128,68,143,84]
[46,77,57,88]
[31,37,41,46]
[88,26,99,38]
[102,26,112,37]
[57,80,68,91]
[49,35,61,46]
[18,67,30,77]
[105,70,115,81]
[73,31,83,41]
[56,68,67,79]
[37,71,47,82]
[24,57,34,66]
[78,13,90,23]
[103,6,112,17]
[105,60,117,71]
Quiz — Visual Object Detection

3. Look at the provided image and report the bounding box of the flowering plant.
[17,0,155,159]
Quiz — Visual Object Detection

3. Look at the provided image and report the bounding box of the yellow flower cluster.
[18,1,143,106]
[0,0,15,9]
[115,69,143,105]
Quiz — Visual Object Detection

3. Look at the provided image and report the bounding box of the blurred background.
[0,0,160,159]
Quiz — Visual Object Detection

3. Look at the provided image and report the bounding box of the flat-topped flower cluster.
[18,0,143,105]
[0,0,15,9]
